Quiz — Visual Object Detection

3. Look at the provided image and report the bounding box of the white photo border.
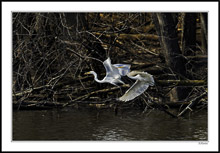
[2,1,219,151]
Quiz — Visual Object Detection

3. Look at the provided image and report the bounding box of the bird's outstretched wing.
[119,80,149,102]
[103,58,121,83]
[113,64,131,76]
[103,57,113,73]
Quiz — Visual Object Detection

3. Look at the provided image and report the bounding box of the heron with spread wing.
[118,71,155,102]
[84,57,131,86]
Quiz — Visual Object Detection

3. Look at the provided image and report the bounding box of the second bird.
[118,71,155,102]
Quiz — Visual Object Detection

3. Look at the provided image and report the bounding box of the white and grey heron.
[84,57,131,86]
[118,71,155,102]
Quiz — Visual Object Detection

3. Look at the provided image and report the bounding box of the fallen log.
[12,79,207,98]
[91,24,154,34]
[13,84,51,97]
[13,100,64,110]
[62,84,130,107]
[93,32,159,41]
[156,80,207,86]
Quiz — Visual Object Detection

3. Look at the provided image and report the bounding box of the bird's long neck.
[91,71,103,83]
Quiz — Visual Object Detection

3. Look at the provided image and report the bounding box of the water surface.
[13,108,207,140]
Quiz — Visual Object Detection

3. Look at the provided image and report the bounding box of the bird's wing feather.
[103,58,121,82]
[140,72,155,85]
[119,80,149,102]
[113,64,131,76]
[103,57,113,73]
[113,64,131,69]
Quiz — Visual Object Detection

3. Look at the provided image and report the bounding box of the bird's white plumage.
[119,80,150,102]
[86,57,131,86]
[113,64,131,76]
[119,71,154,102]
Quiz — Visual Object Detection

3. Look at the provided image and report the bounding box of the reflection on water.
[13,108,207,140]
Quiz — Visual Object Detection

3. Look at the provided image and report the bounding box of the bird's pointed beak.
[84,72,91,75]
[117,66,125,68]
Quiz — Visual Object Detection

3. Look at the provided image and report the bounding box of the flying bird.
[118,71,154,102]
[85,57,131,86]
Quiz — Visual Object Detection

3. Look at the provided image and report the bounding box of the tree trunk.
[152,13,190,101]
[181,13,197,56]
[200,13,208,53]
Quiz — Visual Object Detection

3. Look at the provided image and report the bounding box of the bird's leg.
[111,82,123,95]
[117,80,125,95]
[118,86,123,95]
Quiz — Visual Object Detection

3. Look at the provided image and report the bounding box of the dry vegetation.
[12,13,207,116]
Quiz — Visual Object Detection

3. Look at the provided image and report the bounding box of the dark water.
[13,108,207,141]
